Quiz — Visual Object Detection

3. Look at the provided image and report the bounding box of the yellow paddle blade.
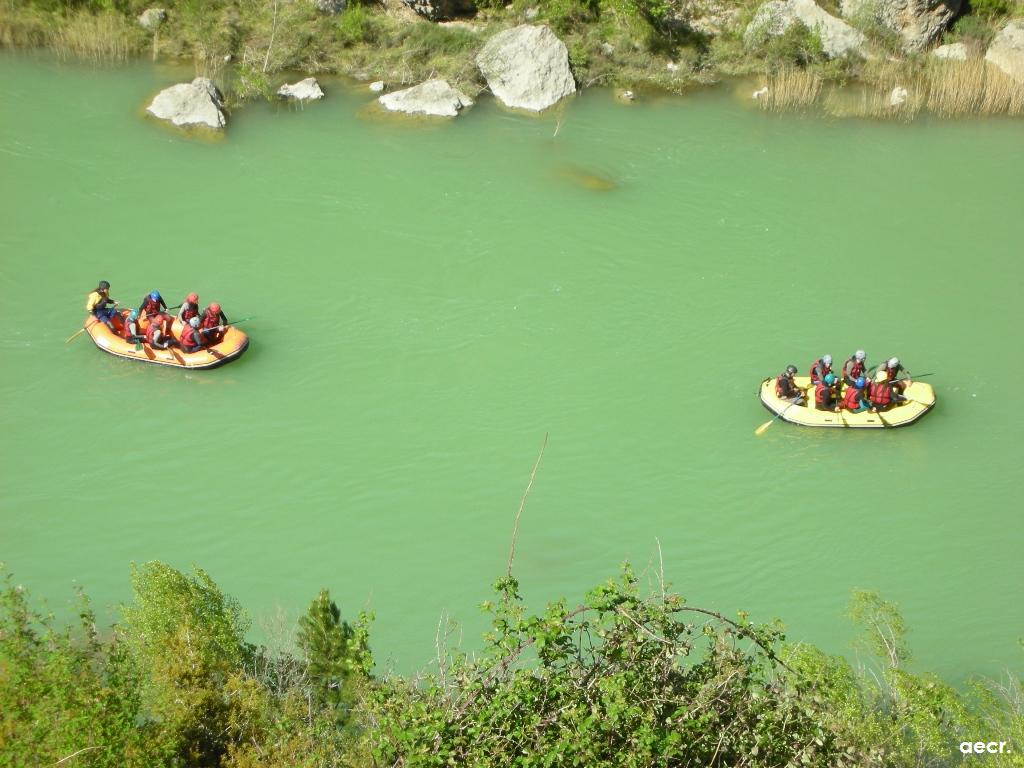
[754,420,774,436]
[65,328,86,344]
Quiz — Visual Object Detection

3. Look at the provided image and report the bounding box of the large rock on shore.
[985,20,1024,84]
[932,41,968,60]
[839,0,960,51]
[138,8,166,30]
[146,78,226,130]
[476,25,576,111]
[745,0,867,58]
[378,79,474,117]
[402,0,476,21]
[277,77,324,101]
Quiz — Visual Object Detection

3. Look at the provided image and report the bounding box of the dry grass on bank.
[755,68,823,111]
[757,59,1024,119]
[52,11,139,64]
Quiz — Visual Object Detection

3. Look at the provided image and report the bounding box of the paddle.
[65,328,86,344]
[755,396,803,436]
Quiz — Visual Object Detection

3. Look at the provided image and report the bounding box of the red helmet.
[209,303,221,314]
[186,293,198,303]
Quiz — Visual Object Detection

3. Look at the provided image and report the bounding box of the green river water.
[1,51,1022,681]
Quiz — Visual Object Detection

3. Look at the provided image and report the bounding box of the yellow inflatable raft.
[83,312,249,370]
[758,376,935,429]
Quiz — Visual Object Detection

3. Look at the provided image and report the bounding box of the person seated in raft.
[145,313,175,350]
[199,302,228,345]
[180,316,206,353]
[842,376,871,413]
[85,280,119,329]
[884,357,911,399]
[869,369,894,412]
[808,354,833,386]
[138,290,167,324]
[775,365,804,404]
[814,373,840,412]
[121,309,144,344]
[177,293,200,324]
[841,350,867,387]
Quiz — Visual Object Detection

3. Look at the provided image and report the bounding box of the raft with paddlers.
[82,309,249,369]
[757,374,935,430]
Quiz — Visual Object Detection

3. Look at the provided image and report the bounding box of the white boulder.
[378,79,474,117]
[138,8,166,30]
[889,85,908,105]
[146,77,226,130]
[476,25,576,111]
[369,81,386,93]
[277,77,325,101]
[932,41,968,60]
[745,0,868,58]
[985,20,1024,84]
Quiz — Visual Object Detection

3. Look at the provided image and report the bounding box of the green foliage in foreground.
[1,561,1022,767]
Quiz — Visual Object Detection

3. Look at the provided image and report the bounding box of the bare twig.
[50,746,102,766]
[507,432,548,578]
[262,0,279,74]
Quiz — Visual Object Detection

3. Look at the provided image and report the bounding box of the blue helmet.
[149,291,161,301]
[823,373,836,386]
[128,309,139,321]
[855,376,865,389]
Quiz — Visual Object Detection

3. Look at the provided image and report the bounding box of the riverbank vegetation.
[1,560,1021,766]
[1,0,1022,115]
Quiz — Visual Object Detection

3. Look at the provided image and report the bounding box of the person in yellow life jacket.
[85,280,119,329]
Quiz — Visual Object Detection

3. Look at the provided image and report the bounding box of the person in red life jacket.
[808,354,833,385]
[842,376,871,413]
[178,293,200,323]
[180,316,205,353]
[814,373,840,412]
[884,357,911,398]
[139,290,167,320]
[869,369,894,412]
[145,313,175,350]
[121,309,144,344]
[841,350,867,386]
[199,302,228,345]
[775,365,804,404]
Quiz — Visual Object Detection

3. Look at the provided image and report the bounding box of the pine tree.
[297,589,356,712]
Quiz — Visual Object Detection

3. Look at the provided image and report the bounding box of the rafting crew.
[121,310,144,344]
[841,350,867,386]
[842,377,871,413]
[139,290,167,324]
[808,354,833,385]
[814,373,840,412]
[199,303,228,345]
[178,293,200,323]
[775,365,804,404]
[85,280,119,329]
[145,313,175,349]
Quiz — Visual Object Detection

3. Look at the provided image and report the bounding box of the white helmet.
[189,316,200,328]
[823,354,832,365]
[888,357,899,369]
[854,350,866,361]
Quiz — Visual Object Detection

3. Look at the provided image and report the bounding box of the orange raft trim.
[83,312,249,370]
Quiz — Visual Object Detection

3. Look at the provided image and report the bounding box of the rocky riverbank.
[1,0,1022,121]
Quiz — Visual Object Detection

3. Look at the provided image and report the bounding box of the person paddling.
[121,309,144,344]
[178,293,200,323]
[814,373,840,412]
[869,369,893,412]
[842,350,867,386]
[842,376,871,413]
[180,316,205,353]
[85,280,119,329]
[139,290,167,322]
[199,302,228,345]
[884,357,911,398]
[775,365,804,404]
[809,355,833,386]
[145,313,175,350]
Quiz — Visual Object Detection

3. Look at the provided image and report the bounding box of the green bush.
[750,20,827,68]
